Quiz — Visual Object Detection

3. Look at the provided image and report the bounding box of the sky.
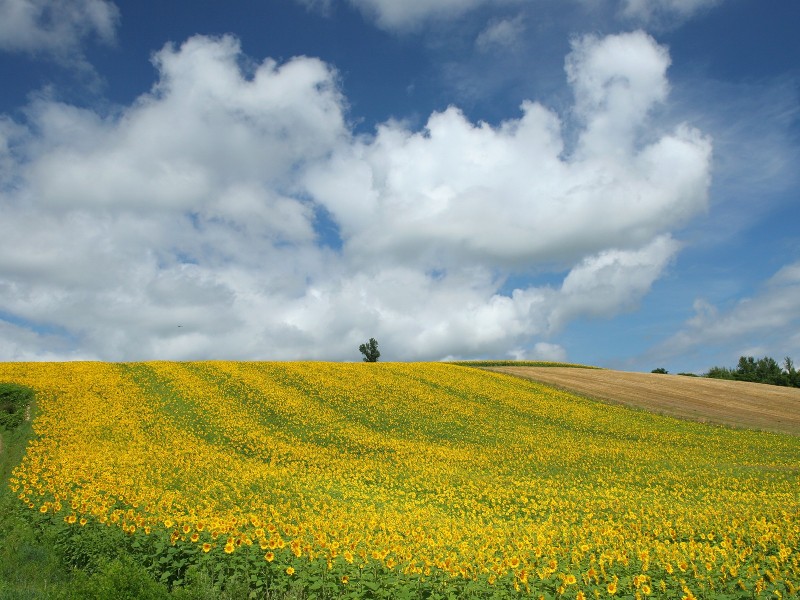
[0,0,798,372]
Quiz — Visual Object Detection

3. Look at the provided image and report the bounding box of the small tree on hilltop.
[359,338,380,362]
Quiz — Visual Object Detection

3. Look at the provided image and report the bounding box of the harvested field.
[485,366,800,435]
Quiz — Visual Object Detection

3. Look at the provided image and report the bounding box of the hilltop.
[486,365,800,435]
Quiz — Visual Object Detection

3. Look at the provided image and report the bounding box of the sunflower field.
[0,361,798,599]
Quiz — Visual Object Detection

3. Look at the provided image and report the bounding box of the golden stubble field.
[486,366,800,436]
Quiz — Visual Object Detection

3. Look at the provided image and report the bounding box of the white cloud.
[0,32,712,361]
[476,15,526,52]
[24,35,345,214]
[656,261,800,361]
[347,0,515,30]
[506,343,568,362]
[621,0,724,25]
[0,0,119,57]
[549,235,680,329]
[566,31,672,157]
[307,32,709,271]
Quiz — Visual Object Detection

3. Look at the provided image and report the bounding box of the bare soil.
[485,367,800,436]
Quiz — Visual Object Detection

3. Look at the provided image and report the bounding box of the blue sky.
[0,0,798,372]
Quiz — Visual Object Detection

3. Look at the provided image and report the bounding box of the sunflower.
[286,566,295,576]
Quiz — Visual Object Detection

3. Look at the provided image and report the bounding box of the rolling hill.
[485,366,800,436]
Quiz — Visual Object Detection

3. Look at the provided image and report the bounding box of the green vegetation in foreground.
[0,383,34,432]
[447,360,599,368]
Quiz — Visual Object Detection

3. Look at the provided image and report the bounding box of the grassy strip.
[0,387,72,598]
[447,360,599,368]
[0,383,34,431]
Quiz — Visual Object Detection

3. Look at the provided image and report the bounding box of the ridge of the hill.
[485,365,800,435]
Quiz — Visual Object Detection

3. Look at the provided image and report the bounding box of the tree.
[359,338,380,362]
[754,356,782,385]
[784,356,797,386]
[735,356,757,382]
[706,355,798,387]
[706,366,734,380]
[651,368,668,374]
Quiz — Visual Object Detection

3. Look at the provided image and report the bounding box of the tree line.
[655,355,799,388]
[706,355,798,387]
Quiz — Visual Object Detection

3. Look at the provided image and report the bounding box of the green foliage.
[358,338,380,362]
[705,355,799,387]
[651,367,668,374]
[64,556,172,600]
[0,383,33,431]
[706,365,735,380]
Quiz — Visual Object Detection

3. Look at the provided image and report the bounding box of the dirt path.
[485,367,800,436]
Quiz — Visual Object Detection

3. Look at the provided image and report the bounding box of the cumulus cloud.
[0,32,712,361]
[0,0,119,59]
[307,32,709,271]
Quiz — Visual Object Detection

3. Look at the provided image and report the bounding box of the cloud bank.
[0,31,712,361]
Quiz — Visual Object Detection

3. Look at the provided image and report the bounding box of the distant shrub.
[651,368,668,374]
